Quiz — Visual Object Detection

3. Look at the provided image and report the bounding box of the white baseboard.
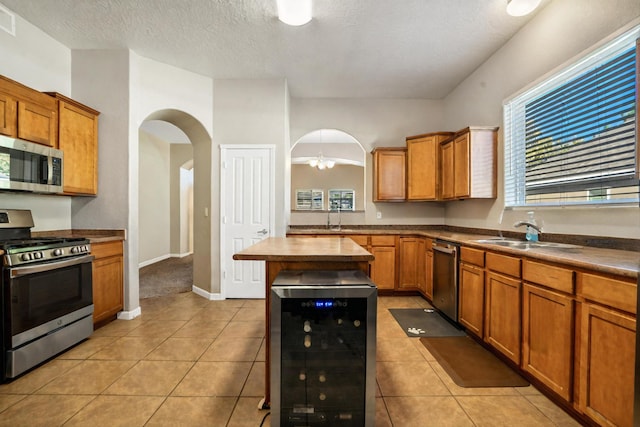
[192,285,224,300]
[139,252,193,268]
[117,307,142,320]
[171,251,193,258]
[138,254,171,268]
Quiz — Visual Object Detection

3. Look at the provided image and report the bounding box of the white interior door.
[221,145,274,299]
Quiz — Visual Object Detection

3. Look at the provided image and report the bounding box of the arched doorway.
[136,110,213,299]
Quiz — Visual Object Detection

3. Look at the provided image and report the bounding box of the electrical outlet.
[376,211,382,219]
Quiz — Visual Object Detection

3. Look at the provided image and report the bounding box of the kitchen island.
[232,236,374,408]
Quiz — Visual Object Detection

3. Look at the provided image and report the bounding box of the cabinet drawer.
[523,260,574,294]
[346,235,368,247]
[370,235,395,246]
[577,272,636,315]
[486,252,521,278]
[460,246,485,267]
[92,240,124,259]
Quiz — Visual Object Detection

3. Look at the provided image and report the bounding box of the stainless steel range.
[0,209,94,382]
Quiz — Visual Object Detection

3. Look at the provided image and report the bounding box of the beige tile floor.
[0,293,582,426]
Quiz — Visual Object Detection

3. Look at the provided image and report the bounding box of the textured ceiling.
[0,0,543,98]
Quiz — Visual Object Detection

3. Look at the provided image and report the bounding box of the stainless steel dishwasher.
[432,240,460,323]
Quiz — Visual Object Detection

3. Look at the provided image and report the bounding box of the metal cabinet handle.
[257,229,268,235]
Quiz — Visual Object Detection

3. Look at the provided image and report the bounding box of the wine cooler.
[270,269,377,426]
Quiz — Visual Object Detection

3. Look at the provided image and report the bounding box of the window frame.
[503,25,640,208]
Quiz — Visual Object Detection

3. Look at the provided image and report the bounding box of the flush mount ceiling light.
[308,153,335,170]
[277,0,312,26]
[506,0,541,16]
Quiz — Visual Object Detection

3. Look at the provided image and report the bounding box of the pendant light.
[277,0,312,26]
[506,0,541,16]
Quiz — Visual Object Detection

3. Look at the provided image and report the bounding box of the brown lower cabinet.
[423,240,433,299]
[484,252,522,365]
[92,240,124,325]
[369,235,396,290]
[578,302,635,427]
[398,236,424,290]
[522,284,574,401]
[459,261,485,337]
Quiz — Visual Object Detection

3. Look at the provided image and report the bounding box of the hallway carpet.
[139,255,193,299]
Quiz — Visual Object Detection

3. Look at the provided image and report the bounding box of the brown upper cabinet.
[0,75,58,147]
[46,93,100,195]
[406,132,453,200]
[372,147,406,201]
[440,126,498,200]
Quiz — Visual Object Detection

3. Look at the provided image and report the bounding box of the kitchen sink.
[473,239,579,250]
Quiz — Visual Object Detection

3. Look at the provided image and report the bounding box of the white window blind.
[504,26,639,207]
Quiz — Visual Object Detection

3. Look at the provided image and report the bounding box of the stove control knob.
[53,248,64,257]
[34,252,43,259]
[71,246,79,254]
[21,253,32,261]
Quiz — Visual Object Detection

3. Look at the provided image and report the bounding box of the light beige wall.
[170,144,194,255]
[138,131,171,264]
[291,164,365,211]
[442,0,640,238]
[289,98,447,226]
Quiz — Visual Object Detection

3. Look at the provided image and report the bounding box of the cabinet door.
[398,237,420,289]
[440,140,454,199]
[0,93,17,137]
[92,241,124,325]
[453,133,470,198]
[416,238,426,293]
[17,100,57,147]
[370,246,396,290]
[459,262,484,338]
[579,303,635,427]
[58,100,99,194]
[522,284,574,401]
[407,136,438,200]
[373,149,406,201]
[485,271,521,364]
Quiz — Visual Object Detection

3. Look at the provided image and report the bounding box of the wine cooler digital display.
[271,270,377,427]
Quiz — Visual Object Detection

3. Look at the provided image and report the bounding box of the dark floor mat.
[420,335,529,387]
[389,308,466,337]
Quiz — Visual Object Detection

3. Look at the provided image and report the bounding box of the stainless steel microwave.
[0,135,63,194]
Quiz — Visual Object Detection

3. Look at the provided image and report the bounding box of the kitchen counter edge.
[287,228,640,279]
[33,229,126,243]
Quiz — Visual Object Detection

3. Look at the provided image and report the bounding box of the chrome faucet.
[513,220,542,234]
[327,207,341,231]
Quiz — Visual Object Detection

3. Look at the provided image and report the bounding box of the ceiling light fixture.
[506,0,541,16]
[308,153,335,170]
[277,0,312,26]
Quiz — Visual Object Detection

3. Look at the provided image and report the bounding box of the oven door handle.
[10,254,94,278]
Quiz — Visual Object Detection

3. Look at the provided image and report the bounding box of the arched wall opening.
[137,109,212,297]
[290,128,366,217]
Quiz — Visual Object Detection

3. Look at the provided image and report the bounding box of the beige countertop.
[233,237,374,262]
[287,228,640,279]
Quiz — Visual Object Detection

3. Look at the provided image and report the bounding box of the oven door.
[5,255,93,347]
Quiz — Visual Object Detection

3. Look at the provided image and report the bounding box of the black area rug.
[420,336,529,387]
[389,308,466,337]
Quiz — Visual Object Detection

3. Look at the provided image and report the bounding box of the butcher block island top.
[232,236,374,409]
[232,236,374,262]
